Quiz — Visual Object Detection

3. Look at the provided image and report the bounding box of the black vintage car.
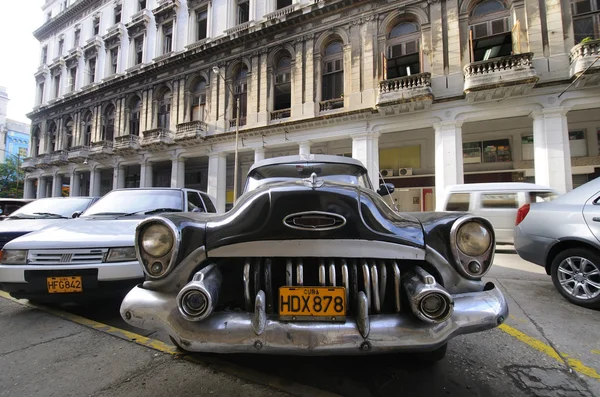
[120,154,508,361]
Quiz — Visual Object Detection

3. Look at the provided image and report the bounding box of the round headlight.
[456,221,491,257]
[141,224,174,258]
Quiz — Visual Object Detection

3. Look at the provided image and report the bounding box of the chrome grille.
[239,257,404,315]
[28,249,108,265]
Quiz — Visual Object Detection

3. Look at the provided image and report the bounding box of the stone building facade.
[23,0,600,212]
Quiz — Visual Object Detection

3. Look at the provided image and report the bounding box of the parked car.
[0,198,35,220]
[514,178,600,309]
[0,188,217,303]
[0,197,99,250]
[441,183,558,244]
[119,155,508,362]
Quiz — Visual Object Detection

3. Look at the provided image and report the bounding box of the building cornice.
[34,0,103,41]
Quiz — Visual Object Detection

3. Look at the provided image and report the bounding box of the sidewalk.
[0,296,290,397]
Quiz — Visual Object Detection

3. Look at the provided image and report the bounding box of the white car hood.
[0,218,70,234]
[4,218,142,250]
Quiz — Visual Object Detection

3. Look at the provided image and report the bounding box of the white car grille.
[28,249,108,265]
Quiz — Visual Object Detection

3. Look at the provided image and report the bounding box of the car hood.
[0,218,71,234]
[4,218,142,250]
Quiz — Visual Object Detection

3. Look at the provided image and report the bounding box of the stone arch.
[459,0,511,15]
[125,91,143,108]
[153,82,173,100]
[185,71,210,91]
[379,8,429,36]
[314,28,350,53]
[225,57,252,79]
[100,100,117,114]
[266,44,296,67]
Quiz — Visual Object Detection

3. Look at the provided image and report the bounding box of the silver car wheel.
[557,256,600,300]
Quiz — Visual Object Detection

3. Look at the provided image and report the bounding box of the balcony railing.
[319,98,344,112]
[21,157,36,171]
[225,21,252,36]
[376,73,433,110]
[35,154,52,168]
[264,4,295,20]
[379,73,431,94]
[89,140,114,159]
[141,128,173,148]
[175,120,207,142]
[570,39,600,79]
[114,134,141,153]
[270,108,291,120]
[50,150,69,165]
[67,146,89,163]
[463,53,537,102]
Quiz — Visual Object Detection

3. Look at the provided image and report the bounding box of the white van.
[441,183,559,245]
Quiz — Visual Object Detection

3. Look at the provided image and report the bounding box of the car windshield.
[8,198,92,218]
[244,162,372,193]
[81,189,183,217]
[529,191,558,203]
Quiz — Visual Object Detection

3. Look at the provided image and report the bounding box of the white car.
[0,188,217,303]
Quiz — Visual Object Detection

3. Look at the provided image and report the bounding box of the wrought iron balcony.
[88,140,114,159]
[270,108,291,121]
[20,157,36,172]
[569,39,600,86]
[377,73,433,112]
[463,52,538,102]
[319,98,344,112]
[49,150,69,166]
[141,128,174,150]
[67,146,89,163]
[175,121,207,145]
[114,134,141,155]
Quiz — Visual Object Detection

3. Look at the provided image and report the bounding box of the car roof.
[35,196,99,200]
[446,182,557,192]
[551,177,600,205]
[109,187,204,193]
[0,198,34,203]
[249,154,367,173]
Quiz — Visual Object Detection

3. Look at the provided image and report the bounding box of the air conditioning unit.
[380,169,394,177]
[398,168,413,176]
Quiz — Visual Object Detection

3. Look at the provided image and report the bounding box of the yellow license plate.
[47,276,83,293]
[279,286,346,320]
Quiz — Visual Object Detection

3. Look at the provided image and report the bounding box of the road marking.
[0,291,340,397]
[592,350,600,355]
[499,324,600,381]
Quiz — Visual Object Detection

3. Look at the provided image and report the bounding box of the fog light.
[468,261,482,274]
[150,262,164,275]
[420,293,449,320]
[180,290,208,318]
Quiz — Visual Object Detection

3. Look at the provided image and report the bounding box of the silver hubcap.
[557,256,600,300]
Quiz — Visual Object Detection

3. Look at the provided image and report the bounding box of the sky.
[0,0,45,125]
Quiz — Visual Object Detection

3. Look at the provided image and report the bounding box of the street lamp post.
[213,66,241,203]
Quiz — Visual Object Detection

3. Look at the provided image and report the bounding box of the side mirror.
[71,211,82,218]
[377,183,395,197]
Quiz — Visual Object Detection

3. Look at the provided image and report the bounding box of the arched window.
[385,22,421,79]
[102,105,115,142]
[273,54,291,116]
[83,111,92,146]
[469,0,511,62]
[158,89,171,129]
[191,79,207,122]
[321,40,344,106]
[129,96,141,136]
[233,65,248,126]
[32,127,40,157]
[48,122,57,152]
[571,0,600,43]
[64,117,74,149]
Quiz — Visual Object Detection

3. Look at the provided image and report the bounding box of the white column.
[171,157,186,188]
[140,161,153,187]
[37,177,47,199]
[90,168,101,196]
[24,178,35,199]
[116,165,126,189]
[531,108,572,194]
[254,147,265,163]
[69,171,80,197]
[299,141,311,156]
[208,152,227,213]
[434,121,464,210]
[52,174,63,197]
[351,132,380,189]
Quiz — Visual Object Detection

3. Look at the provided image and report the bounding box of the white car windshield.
[8,198,93,219]
[82,189,183,217]
[244,162,372,193]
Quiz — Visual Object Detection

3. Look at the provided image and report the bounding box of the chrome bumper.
[120,282,508,355]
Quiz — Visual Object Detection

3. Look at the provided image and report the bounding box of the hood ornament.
[283,211,346,231]
[302,172,324,189]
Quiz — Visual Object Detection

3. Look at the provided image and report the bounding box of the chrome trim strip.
[296,259,303,286]
[370,262,380,314]
[392,261,401,313]
[356,291,370,338]
[318,259,326,286]
[264,259,273,313]
[282,211,347,232]
[243,260,252,311]
[341,261,349,308]
[120,283,509,355]
[378,260,387,308]
[328,260,336,287]
[207,240,425,260]
[285,259,293,286]
[361,260,371,312]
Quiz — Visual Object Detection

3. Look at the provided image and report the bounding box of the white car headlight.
[1,250,28,265]
[141,224,174,258]
[456,222,492,257]
[106,247,137,263]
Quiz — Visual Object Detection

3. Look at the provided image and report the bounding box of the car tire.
[414,343,447,365]
[551,248,600,309]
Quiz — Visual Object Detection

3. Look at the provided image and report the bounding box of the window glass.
[10,198,93,218]
[187,192,205,212]
[529,191,558,203]
[569,130,585,140]
[82,189,183,216]
[201,193,217,213]
[481,193,518,208]
[472,0,505,17]
[446,193,471,211]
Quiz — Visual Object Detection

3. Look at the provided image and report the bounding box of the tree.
[0,156,24,198]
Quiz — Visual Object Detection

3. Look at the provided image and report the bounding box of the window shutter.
[405,40,418,55]
[381,52,387,80]
[491,17,508,35]
[472,23,488,39]
[469,28,475,63]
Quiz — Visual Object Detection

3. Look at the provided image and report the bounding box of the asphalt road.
[3,248,599,397]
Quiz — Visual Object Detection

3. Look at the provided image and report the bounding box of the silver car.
[514,178,600,309]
